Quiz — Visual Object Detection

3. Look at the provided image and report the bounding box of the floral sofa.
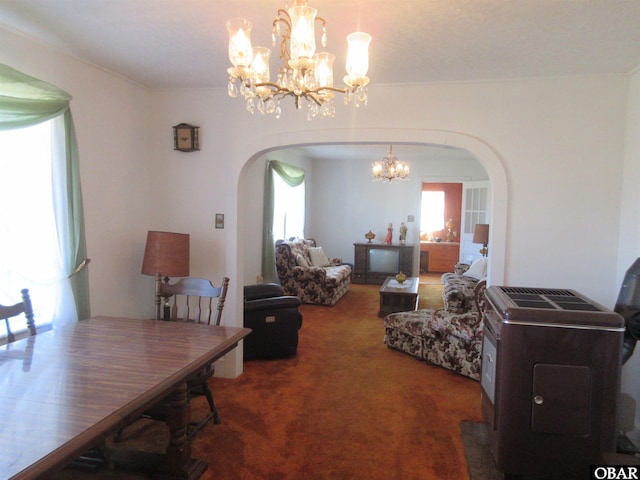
[383,276,487,380]
[275,238,351,306]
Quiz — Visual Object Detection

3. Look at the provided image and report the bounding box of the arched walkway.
[225,128,508,378]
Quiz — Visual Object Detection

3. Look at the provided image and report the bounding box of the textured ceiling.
[1,0,639,89]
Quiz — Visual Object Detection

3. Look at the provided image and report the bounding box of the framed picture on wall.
[215,214,224,229]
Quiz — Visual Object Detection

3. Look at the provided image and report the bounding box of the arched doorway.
[225,129,507,378]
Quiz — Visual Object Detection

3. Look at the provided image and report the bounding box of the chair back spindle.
[0,289,35,343]
[158,277,229,325]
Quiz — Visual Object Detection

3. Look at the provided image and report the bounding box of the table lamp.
[141,230,190,319]
[472,224,489,257]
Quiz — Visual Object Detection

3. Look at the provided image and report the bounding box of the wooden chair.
[1,288,36,343]
[116,276,230,442]
[159,276,229,435]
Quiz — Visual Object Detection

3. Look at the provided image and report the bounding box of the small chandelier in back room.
[225,1,371,120]
[372,145,410,182]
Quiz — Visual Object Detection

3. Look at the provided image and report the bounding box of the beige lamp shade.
[472,224,489,245]
[141,231,190,277]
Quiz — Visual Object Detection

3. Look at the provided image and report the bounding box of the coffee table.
[378,276,419,317]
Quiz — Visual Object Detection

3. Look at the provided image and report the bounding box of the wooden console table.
[353,243,414,285]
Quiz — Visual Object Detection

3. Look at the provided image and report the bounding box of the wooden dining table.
[0,316,251,480]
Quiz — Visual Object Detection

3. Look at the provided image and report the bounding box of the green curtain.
[0,64,90,320]
[261,160,306,282]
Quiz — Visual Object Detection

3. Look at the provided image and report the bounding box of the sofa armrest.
[244,283,283,301]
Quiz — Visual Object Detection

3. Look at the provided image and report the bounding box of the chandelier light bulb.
[226,19,253,68]
[252,46,271,83]
[314,52,335,88]
[346,32,371,78]
[288,6,317,60]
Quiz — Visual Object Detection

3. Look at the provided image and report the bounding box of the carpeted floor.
[56,280,484,479]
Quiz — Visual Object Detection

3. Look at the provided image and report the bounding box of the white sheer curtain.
[0,117,77,332]
[272,173,305,241]
[0,63,90,331]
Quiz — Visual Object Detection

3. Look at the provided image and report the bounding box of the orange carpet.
[194,282,483,480]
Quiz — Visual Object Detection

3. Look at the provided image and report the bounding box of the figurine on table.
[384,223,393,244]
[399,222,407,244]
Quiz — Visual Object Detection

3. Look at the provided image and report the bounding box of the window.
[0,63,90,335]
[272,172,305,240]
[0,120,71,335]
[420,190,445,235]
[463,186,489,234]
[262,160,305,281]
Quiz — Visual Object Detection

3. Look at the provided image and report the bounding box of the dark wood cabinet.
[353,243,414,285]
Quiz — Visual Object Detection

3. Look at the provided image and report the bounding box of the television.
[368,248,400,274]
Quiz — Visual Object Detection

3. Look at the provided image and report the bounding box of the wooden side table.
[378,276,419,317]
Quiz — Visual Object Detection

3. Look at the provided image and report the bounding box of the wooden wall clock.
[173,123,200,152]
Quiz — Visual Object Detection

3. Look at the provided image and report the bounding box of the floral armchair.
[275,238,351,307]
[383,280,487,380]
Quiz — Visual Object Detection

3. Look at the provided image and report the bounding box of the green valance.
[0,64,72,129]
[268,159,306,187]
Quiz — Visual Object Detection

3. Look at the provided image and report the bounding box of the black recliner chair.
[243,283,303,360]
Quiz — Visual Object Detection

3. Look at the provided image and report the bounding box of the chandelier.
[372,145,410,182]
[225,1,371,120]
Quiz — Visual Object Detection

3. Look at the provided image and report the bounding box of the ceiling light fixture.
[225,1,371,120]
[372,145,410,182]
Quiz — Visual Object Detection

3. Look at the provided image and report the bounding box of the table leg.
[153,382,208,480]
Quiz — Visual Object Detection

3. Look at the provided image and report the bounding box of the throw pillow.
[296,253,310,268]
[309,246,330,267]
[463,257,488,280]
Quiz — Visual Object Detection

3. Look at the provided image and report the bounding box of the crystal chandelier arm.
[315,16,327,47]
[272,11,292,62]
[317,86,348,94]
[253,82,329,107]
